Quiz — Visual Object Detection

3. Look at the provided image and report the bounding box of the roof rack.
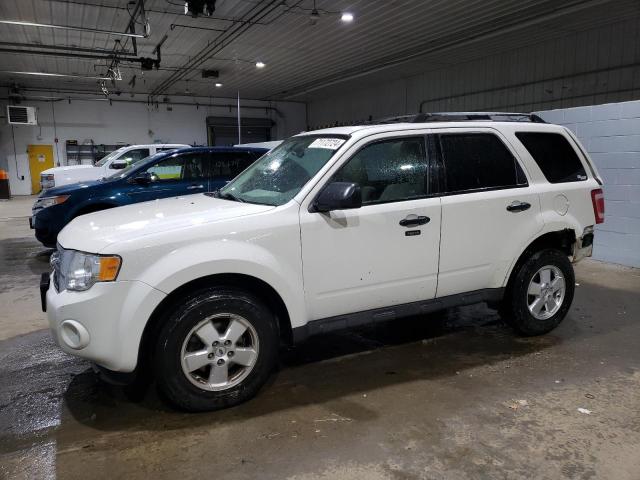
[370,112,546,124]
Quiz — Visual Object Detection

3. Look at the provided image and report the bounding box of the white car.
[44,113,604,411]
[40,144,188,190]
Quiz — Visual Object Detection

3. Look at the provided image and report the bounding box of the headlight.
[34,195,69,210]
[56,248,121,291]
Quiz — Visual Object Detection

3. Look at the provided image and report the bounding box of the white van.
[40,144,189,190]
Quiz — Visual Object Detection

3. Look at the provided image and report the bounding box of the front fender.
[128,239,307,329]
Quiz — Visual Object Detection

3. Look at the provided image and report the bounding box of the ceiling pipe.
[0,95,283,117]
[150,0,288,98]
[0,71,113,81]
[0,41,136,56]
[418,61,640,113]
[0,19,147,38]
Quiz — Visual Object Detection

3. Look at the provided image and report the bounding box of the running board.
[292,288,504,343]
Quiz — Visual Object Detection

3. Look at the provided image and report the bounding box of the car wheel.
[154,287,279,412]
[503,248,575,336]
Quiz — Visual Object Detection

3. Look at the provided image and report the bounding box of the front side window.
[332,137,428,205]
[438,133,527,193]
[220,135,347,205]
[516,132,587,183]
[145,153,207,182]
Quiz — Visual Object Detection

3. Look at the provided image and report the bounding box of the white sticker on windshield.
[308,138,346,150]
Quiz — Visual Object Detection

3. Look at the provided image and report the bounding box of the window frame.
[324,134,435,207]
[432,130,529,196]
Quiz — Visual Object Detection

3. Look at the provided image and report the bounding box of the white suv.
[40,144,188,189]
[43,113,604,411]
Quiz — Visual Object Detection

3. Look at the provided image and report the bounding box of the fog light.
[60,320,90,350]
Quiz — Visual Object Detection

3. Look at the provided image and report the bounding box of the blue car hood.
[41,178,111,196]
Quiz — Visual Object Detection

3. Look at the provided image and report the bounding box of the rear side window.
[516,132,587,183]
[438,133,527,193]
[211,152,255,180]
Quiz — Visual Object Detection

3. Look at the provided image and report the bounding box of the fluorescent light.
[341,12,354,22]
[215,83,223,87]
[0,71,112,80]
[0,19,146,38]
[255,61,266,68]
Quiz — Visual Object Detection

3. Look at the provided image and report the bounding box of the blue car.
[30,146,268,247]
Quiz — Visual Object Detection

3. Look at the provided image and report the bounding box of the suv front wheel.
[154,287,279,412]
[502,248,575,336]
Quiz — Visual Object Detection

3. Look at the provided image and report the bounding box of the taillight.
[591,188,605,224]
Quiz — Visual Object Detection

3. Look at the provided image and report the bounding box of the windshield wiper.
[217,191,245,203]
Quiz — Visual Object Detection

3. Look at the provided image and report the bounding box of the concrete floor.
[1,198,639,480]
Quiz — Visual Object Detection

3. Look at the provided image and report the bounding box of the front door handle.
[187,184,204,190]
[506,200,531,212]
[399,214,430,227]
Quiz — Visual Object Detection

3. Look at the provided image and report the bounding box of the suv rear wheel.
[154,287,279,412]
[502,248,575,336]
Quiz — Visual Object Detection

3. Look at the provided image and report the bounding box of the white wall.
[0,95,306,195]
[536,101,640,268]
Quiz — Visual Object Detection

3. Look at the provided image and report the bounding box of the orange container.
[0,170,8,180]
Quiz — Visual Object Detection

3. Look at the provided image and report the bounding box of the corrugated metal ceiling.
[0,0,638,101]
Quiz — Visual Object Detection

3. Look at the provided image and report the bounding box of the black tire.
[154,287,279,412]
[502,248,575,336]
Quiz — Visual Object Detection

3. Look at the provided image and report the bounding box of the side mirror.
[312,182,362,213]
[110,159,128,170]
[132,171,153,184]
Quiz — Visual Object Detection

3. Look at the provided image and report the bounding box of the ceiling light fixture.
[255,61,266,68]
[215,82,223,87]
[341,12,354,23]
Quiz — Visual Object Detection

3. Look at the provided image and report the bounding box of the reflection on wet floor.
[1,302,556,478]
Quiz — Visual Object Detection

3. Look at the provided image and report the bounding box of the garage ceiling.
[0,0,638,102]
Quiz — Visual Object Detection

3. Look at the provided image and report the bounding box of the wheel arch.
[503,228,576,295]
[137,273,293,373]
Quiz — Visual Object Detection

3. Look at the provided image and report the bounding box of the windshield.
[219,135,348,206]
[95,147,129,167]
[106,151,167,180]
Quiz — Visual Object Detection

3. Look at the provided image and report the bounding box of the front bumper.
[46,276,166,372]
[32,207,64,247]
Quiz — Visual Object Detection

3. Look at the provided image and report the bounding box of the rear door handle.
[187,184,204,190]
[399,214,430,227]
[506,200,531,212]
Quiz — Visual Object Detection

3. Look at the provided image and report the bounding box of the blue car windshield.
[219,135,348,206]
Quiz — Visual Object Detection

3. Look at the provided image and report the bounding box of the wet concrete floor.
[1,216,639,479]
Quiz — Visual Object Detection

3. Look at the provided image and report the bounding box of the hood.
[58,194,275,252]
[41,179,104,196]
[41,165,95,174]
